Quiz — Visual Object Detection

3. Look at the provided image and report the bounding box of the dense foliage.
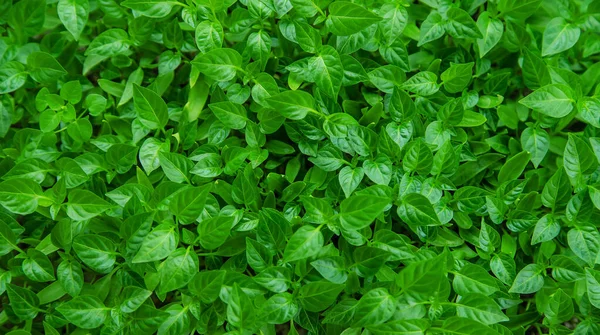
[2,0,600,334]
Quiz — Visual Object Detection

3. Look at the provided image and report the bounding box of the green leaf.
[266,90,318,120]
[326,2,382,36]
[519,84,574,118]
[445,7,482,39]
[120,286,153,313]
[418,12,445,46]
[6,284,40,320]
[191,48,242,82]
[476,13,503,58]
[0,179,48,215]
[169,184,212,224]
[542,17,581,57]
[310,45,343,97]
[541,167,571,210]
[133,84,169,130]
[27,52,67,84]
[227,283,256,330]
[72,234,116,273]
[543,288,573,324]
[520,127,549,167]
[298,281,345,312]
[263,292,299,324]
[158,247,198,294]
[454,294,508,324]
[339,166,364,198]
[453,263,499,296]
[66,189,113,220]
[397,193,442,227]
[121,0,179,18]
[283,225,324,263]
[0,62,27,94]
[401,72,439,96]
[57,0,89,40]
[567,226,600,267]
[209,101,248,129]
[23,249,55,282]
[439,317,500,335]
[497,151,530,184]
[441,62,474,94]
[189,270,225,303]
[132,224,178,263]
[531,214,560,245]
[339,186,392,230]
[509,264,545,294]
[56,295,108,329]
[563,134,598,187]
[363,155,392,186]
[353,288,396,327]
[367,319,430,335]
[57,260,83,297]
[521,49,551,90]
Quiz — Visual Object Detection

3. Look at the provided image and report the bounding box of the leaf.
[531,214,560,245]
[0,179,48,215]
[209,101,247,129]
[497,151,530,184]
[227,283,256,329]
[133,224,178,263]
[453,264,499,296]
[367,319,430,334]
[298,281,345,312]
[542,17,581,57]
[326,2,382,36]
[520,127,549,167]
[0,61,27,94]
[353,288,396,327]
[121,0,179,18]
[283,225,324,263]
[56,295,108,329]
[339,166,364,198]
[310,45,343,97]
[191,48,242,82]
[519,84,574,118]
[57,260,83,297]
[57,0,89,40]
[476,13,503,58]
[401,72,439,96]
[66,189,113,220]
[521,49,551,90]
[27,52,67,84]
[339,186,392,230]
[397,193,442,227]
[455,294,508,324]
[441,62,474,93]
[567,226,600,267]
[120,286,153,313]
[418,12,445,46]
[445,7,482,39]
[509,264,545,294]
[72,234,117,273]
[133,84,169,130]
[363,155,392,186]
[197,216,234,250]
[169,184,212,224]
[266,90,318,120]
[543,288,573,324]
[439,317,500,335]
[7,284,40,320]
[23,249,55,282]
[158,248,198,295]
